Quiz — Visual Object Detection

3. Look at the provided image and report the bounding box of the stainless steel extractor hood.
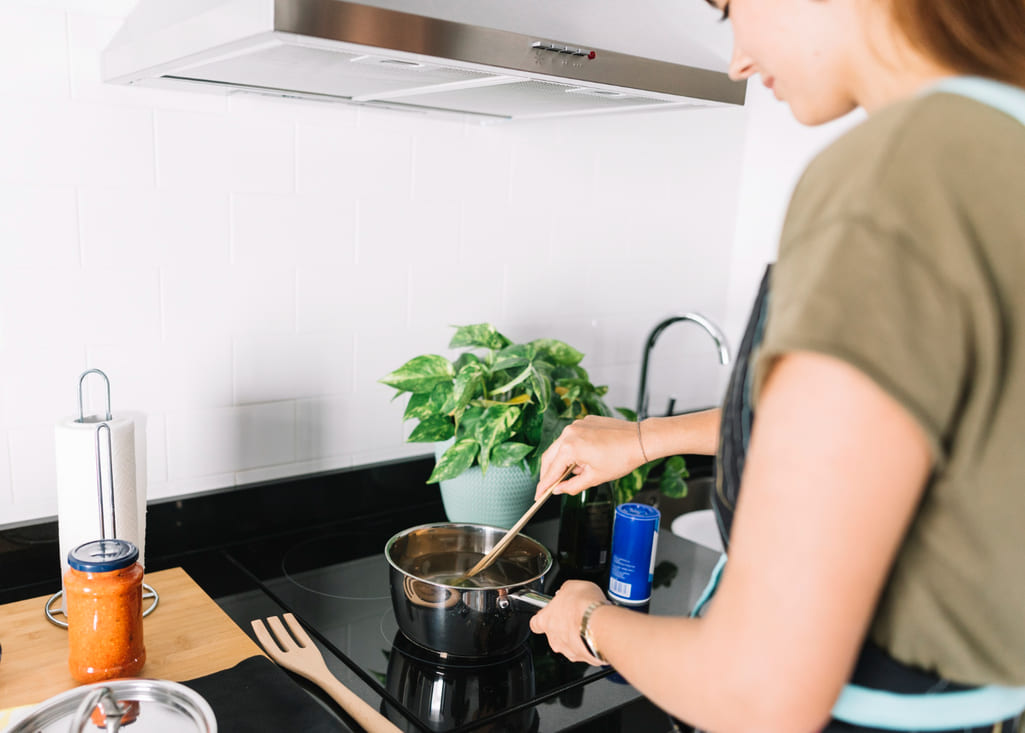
[102,0,745,121]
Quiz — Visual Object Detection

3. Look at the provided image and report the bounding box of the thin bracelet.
[636,419,650,463]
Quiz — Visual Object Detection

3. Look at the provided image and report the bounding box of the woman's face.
[714,0,867,124]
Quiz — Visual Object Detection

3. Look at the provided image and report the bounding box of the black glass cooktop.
[226,517,721,732]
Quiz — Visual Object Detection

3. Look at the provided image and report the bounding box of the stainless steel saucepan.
[384,523,552,659]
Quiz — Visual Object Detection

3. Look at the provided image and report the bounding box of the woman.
[529,1,1025,730]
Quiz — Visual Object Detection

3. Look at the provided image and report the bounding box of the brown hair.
[889,0,1025,86]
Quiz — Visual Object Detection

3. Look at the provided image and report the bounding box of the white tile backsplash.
[0,6,69,100]
[155,109,295,193]
[79,187,230,267]
[295,123,411,198]
[0,268,88,349]
[8,425,59,507]
[231,193,356,266]
[0,433,13,508]
[0,0,780,527]
[0,184,80,268]
[407,263,505,330]
[234,330,355,404]
[296,263,407,332]
[356,196,461,267]
[227,265,297,337]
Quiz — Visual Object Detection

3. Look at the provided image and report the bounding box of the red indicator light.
[588,51,596,60]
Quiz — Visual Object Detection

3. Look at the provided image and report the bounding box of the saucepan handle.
[508,589,551,609]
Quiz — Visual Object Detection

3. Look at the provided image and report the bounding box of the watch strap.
[580,600,609,663]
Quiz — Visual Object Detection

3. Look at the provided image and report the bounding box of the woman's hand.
[536,416,646,499]
[529,580,610,665]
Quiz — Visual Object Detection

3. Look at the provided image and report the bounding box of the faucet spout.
[636,313,731,419]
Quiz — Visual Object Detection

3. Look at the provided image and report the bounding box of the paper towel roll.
[55,414,147,606]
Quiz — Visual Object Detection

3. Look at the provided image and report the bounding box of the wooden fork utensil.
[251,613,402,733]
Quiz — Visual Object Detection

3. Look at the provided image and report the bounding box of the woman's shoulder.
[809,90,1022,184]
[784,89,1025,244]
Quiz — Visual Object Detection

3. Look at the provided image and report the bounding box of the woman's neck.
[848,6,958,114]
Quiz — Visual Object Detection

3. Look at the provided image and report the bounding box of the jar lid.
[5,679,216,733]
[68,539,139,572]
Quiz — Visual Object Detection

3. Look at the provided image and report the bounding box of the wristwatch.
[579,601,609,663]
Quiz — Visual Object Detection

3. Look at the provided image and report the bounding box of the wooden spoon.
[456,463,577,584]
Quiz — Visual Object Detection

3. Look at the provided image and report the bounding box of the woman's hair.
[889,0,1025,86]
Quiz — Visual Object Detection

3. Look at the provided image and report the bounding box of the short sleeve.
[751,215,969,466]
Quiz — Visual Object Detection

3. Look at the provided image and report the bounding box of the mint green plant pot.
[434,442,536,529]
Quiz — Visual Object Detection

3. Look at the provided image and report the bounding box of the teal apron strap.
[929,75,1025,126]
[833,684,1025,731]
[689,552,726,618]
[686,554,1025,728]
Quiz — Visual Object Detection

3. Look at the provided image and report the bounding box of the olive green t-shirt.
[753,91,1025,685]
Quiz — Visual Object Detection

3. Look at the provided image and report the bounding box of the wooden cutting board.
[0,566,264,712]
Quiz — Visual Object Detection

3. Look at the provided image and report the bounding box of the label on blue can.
[607,503,660,605]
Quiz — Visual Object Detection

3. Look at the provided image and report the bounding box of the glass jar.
[65,539,146,684]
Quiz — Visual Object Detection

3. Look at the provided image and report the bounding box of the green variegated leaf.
[402,392,436,421]
[428,438,479,483]
[457,405,485,438]
[490,364,533,395]
[491,441,533,468]
[530,338,583,366]
[659,459,689,498]
[494,343,533,368]
[522,404,544,449]
[451,361,487,415]
[664,454,689,478]
[452,352,481,372]
[379,355,454,394]
[613,469,645,504]
[582,393,614,417]
[527,367,551,414]
[408,415,455,443]
[430,381,455,414]
[557,383,582,407]
[536,409,569,459]
[615,406,638,422]
[449,324,510,351]
[476,405,520,473]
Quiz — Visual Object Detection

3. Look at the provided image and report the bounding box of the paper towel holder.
[44,369,159,629]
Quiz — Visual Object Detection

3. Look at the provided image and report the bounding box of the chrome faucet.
[635,313,731,419]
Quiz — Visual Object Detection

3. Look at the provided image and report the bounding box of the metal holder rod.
[95,423,116,541]
[45,585,159,629]
[77,368,112,423]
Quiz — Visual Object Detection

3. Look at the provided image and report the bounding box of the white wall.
[0,1,752,526]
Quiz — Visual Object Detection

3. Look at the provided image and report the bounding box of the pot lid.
[6,679,216,733]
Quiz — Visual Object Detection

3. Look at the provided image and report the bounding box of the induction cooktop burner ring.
[281,531,392,601]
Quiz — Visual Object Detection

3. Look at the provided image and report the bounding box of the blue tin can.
[607,503,660,605]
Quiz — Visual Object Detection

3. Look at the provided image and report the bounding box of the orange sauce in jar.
[65,539,146,683]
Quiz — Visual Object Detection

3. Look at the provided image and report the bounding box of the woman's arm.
[535,408,722,498]
[531,351,932,731]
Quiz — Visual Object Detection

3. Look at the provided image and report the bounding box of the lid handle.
[69,686,127,733]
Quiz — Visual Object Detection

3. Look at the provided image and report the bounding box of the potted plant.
[379,323,688,526]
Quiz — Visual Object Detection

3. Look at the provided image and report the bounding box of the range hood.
[103,0,745,121]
